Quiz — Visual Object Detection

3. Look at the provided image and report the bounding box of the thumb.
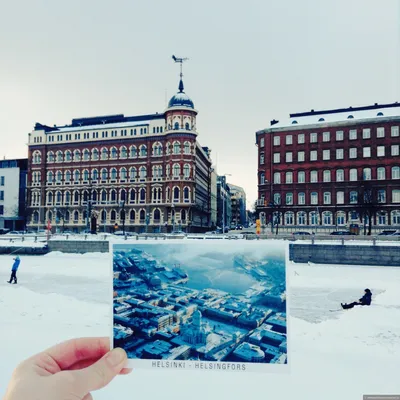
[71,348,128,396]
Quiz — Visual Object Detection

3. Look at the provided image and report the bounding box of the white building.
[0,159,28,231]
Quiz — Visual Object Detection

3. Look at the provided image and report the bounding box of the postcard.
[111,240,289,373]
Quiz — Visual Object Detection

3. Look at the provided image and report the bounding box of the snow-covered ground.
[0,248,399,400]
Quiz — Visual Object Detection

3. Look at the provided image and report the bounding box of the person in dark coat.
[7,256,21,284]
[341,289,372,309]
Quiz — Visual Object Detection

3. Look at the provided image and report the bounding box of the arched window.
[140,188,146,202]
[74,191,80,204]
[184,187,190,202]
[110,168,117,180]
[377,189,386,203]
[64,150,71,162]
[140,145,147,157]
[129,189,136,203]
[92,191,97,202]
[110,190,117,203]
[74,150,81,162]
[92,148,99,161]
[393,190,400,203]
[297,211,306,225]
[83,191,89,203]
[184,141,191,154]
[273,172,281,184]
[363,168,372,180]
[391,210,400,225]
[110,147,118,159]
[101,210,107,223]
[285,193,293,205]
[173,187,180,202]
[311,192,318,205]
[83,170,89,181]
[185,122,190,130]
[120,168,127,180]
[260,173,265,184]
[285,212,294,225]
[173,141,181,154]
[350,191,358,204]
[101,190,107,203]
[153,142,163,156]
[139,166,147,179]
[130,210,136,221]
[286,172,293,184]
[298,192,305,205]
[73,211,79,222]
[350,168,358,181]
[120,146,127,159]
[129,167,137,180]
[129,146,137,158]
[336,169,344,182]
[56,191,62,204]
[323,192,331,204]
[56,170,62,183]
[120,189,126,202]
[166,187,171,202]
[337,191,345,204]
[47,151,55,163]
[173,164,180,178]
[273,193,281,205]
[56,151,63,162]
[154,209,161,221]
[110,210,116,221]
[140,209,146,221]
[323,170,331,182]
[377,167,385,180]
[47,192,53,204]
[83,149,90,161]
[310,211,318,225]
[92,169,99,180]
[323,211,333,225]
[377,211,388,225]
[174,122,179,130]
[392,166,400,179]
[101,168,108,180]
[101,148,108,160]
[74,170,80,182]
[336,211,346,226]
[33,151,42,164]
[65,191,71,204]
[310,170,318,182]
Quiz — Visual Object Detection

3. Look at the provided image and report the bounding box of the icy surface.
[0,251,399,400]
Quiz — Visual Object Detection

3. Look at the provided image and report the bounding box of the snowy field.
[0,245,399,400]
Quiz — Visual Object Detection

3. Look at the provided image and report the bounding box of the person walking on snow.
[341,288,372,309]
[7,256,20,284]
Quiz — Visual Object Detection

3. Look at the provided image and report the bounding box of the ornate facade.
[27,76,213,233]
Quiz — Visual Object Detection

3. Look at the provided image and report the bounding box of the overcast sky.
[0,0,399,206]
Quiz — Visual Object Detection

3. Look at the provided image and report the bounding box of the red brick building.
[256,103,400,233]
[27,77,213,233]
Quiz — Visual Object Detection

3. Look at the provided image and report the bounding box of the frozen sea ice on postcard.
[112,240,288,372]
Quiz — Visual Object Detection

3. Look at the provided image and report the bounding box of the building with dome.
[180,310,210,346]
[26,64,214,233]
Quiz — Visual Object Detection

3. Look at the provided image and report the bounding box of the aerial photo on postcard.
[112,241,288,372]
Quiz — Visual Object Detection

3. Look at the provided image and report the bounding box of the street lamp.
[53,207,58,234]
[119,201,126,236]
[171,203,175,233]
[221,174,231,234]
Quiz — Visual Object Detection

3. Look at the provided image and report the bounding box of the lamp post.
[145,210,150,233]
[171,203,175,233]
[54,207,58,234]
[220,174,231,234]
[119,201,126,236]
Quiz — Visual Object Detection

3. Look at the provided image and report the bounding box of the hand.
[3,337,131,400]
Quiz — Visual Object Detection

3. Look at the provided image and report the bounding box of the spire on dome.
[178,79,184,93]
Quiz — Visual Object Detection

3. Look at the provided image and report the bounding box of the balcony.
[256,199,267,207]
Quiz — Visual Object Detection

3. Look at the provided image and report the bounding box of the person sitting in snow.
[8,256,21,284]
[341,288,372,309]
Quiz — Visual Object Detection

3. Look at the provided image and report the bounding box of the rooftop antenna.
[172,55,189,92]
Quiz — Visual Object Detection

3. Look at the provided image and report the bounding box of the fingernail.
[106,348,126,367]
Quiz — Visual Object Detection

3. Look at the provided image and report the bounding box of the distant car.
[6,231,23,235]
[293,231,311,236]
[330,231,356,236]
[389,231,400,236]
[245,232,256,235]
[378,230,397,236]
[205,231,217,235]
[0,228,10,235]
[235,225,243,230]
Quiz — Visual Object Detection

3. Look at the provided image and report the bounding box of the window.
[310,150,317,161]
[336,149,344,160]
[391,126,399,137]
[346,170,356,183]
[184,142,191,154]
[393,190,400,203]
[336,169,344,182]
[183,187,190,202]
[273,153,280,163]
[286,152,293,163]
[120,168,128,180]
[349,148,357,159]
[273,193,281,205]
[173,142,181,154]
[377,146,385,157]
[392,145,399,156]
[130,146,137,158]
[273,172,281,184]
[286,135,293,145]
[298,171,305,183]
[183,164,190,178]
[260,173,265,184]
[139,166,147,179]
[129,167,137,180]
[323,132,330,142]
[323,150,330,160]
[323,170,331,182]
[310,170,318,182]
[129,190,136,203]
[286,193,293,205]
[377,167,385,180]
[140,145,147,157]
[392,166,400,179]
[310,192,318,205]
[392,210,400,224]
[310,212,318,225]
[298,192,305,205]
[101,148,108,160]
[298,212,306,226]
[173,164,180,178]
[363,168,372,180]
[323,211,332,225]
[260,138,265,147]
[0,191,3,201]
[336,131,344,141]
[273,136,280,146]
[74,170,80,182]
[92,149,99,161]
[363,128,371,139]
[337,191,344,204]
[323,192,331,205]
[0,176,4,186]
[377,211,388,225]
[310,133,317,143]
[74,150,81,161]
[260,153,265,164]
[285,212,294,225]
[350,191,358,204]
[378,190,386,203]
[377,127,385,138]
[298,151,305,162]
[286,172,293,184]
[101,168,108,180]
[173,187,180,202]
[349,130,357,140]
[298,134,305,144]
[110,168,117,180]
[363,147,371,158]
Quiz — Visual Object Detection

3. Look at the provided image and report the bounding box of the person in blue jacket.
[7,256,20,284]
[341,288,372,309]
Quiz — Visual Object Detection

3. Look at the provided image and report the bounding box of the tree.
[359,184,377,236]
